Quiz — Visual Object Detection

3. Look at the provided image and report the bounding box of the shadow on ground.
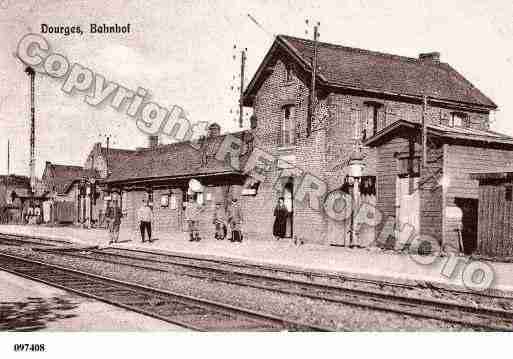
[0,296,79,331]
[116,239,132,244]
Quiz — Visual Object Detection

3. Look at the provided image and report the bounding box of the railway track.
[33,246,513,330]
[0,233,71,247]
[0,252,329,331]
[2,232,513,330]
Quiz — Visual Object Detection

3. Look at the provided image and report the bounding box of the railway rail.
[1,232,513,330]
[0,252,329,331]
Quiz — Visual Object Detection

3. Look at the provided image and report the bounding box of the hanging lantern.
[348,150,365,178]
[188,179,203,192]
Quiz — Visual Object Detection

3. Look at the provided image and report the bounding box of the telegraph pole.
[99,133,112,176]
[308,22,320,137]
[25,66,36,196]
[7,140,10,175]
[13,53,37,194]
[422,95,428,169]
[239,49,246,128]
[106,135,110,174]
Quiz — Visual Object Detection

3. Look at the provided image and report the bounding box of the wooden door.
[325,189,352,246]
[455,198,478,255]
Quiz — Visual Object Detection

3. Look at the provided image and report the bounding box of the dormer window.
[450,112,467,127]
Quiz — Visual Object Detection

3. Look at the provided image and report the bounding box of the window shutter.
[378,105,386,132]
[463,116,470,128]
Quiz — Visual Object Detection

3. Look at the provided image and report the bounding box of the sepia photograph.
[0,0,512,357]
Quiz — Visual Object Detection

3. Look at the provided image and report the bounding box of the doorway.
[454,197,478,254]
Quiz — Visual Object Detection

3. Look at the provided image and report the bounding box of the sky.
[1,0,513,177]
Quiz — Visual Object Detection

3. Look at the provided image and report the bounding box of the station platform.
[1,224,512,296]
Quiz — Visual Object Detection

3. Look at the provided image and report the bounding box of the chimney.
[148,135,159,148]
[207,123,221,138]
[419,52,440,64]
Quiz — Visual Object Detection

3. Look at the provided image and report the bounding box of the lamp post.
[347,150,366,248]
[88,178,97,228]
[79,178,87,227]
[85,180,91,228]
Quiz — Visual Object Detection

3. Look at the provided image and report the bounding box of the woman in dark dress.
[273,197,288,240]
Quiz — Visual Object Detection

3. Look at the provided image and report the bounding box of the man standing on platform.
[184,198,203,242]
[106,199,123,244]
[137,199,153,243]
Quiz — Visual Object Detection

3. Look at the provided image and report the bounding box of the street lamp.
[77,178,85,226]
[347,150,366,248]
[89,178,97,228]
[348,150,365,178]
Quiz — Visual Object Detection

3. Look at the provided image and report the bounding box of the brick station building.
[85,35,513,253]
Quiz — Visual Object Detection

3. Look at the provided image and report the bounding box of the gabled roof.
[46,163,97,194]
[105,131,253,184]
[364,120,513,147]
[244,35,497,109]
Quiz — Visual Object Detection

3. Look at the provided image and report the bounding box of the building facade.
[44,35,512,255]
[240,35,499,248]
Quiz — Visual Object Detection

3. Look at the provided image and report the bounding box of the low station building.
[0,175,31,223]
[41,145,136,225]
[104,127,254,240]
[364,120,513,254]
[42,161,97,224]
[0,175,48,223]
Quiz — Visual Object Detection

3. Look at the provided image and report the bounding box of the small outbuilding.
[364,119,513,255]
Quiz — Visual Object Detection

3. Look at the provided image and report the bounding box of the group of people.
[103,197,245,244]
[104,198,154,244]
[186,197,244,242]
[210,198,244,242]
[25,205,42,225]
[103,196,290,245]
